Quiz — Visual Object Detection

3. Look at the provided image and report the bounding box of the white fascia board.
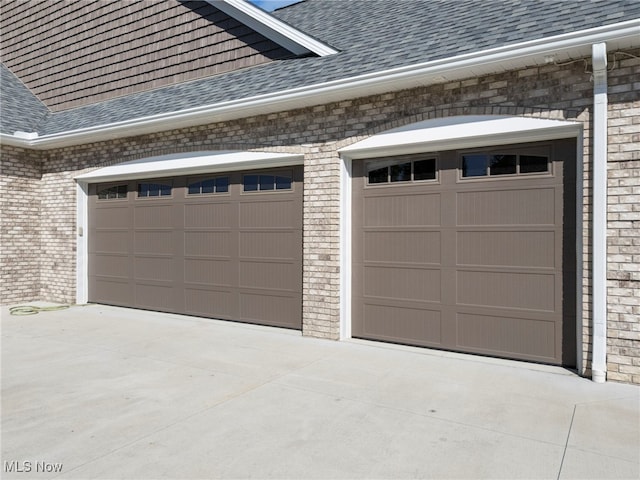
[212,0,338,57]
[74,150,303,183]
[339,116,582,158]
[4,19,638,151]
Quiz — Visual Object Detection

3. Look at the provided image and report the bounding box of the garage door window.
[461,152,549,178]
[243,173,292,192]
[367,157,437,184]
[138,182,172,197]
[520,155,549,173]
[97,184,127,200]
[187,176,229,195]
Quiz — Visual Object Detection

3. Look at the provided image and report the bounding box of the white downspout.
[591,43,608,383]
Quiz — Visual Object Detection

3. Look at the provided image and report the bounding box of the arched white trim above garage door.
[75,150,304,183]
[339,115,582,159]
[74,150,304,305]
[338,115,583,369]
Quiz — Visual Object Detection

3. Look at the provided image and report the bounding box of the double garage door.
[88,166,303,329]
[89,139,576,366]
[352,140,576,366]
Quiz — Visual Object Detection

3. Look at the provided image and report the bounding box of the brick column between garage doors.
[302,147,341,339]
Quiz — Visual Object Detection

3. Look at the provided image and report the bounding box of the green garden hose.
[9,305,71,316]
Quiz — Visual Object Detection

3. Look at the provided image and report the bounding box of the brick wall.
[1,50,639,383]
[39,169,77,304]
[605,52,640,384]
[0,145,42,304]
[302,143,342,340]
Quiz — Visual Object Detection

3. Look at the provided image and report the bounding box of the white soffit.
[339,116,582,158]
[74,151,304,183]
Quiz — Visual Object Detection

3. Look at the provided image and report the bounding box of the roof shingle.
[0,64,49,134]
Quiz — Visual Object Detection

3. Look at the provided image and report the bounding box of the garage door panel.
[457,188,555,225]
[364,266,441,302]
[134,256,174,281]
[184,231,231,257]
[457,270,555,312]
[184,203,232,228]
[184,288,234,318]
[364,231,441,264]
[239,231,297,259]
[239,293,300,328]
[239,200,297,228]
[457,231,555,268]
[134,205,173,228]
[134,231,174,255]
[92,279,132,305]
[91,254,130,278]
[91,230,128,254]
[183,258,232,285]
[456,312,557,361]
[135,283,175,310]
[362,304,442,345]
[239,261,299,291]
[91,207,130,229]
[364,194,441,227]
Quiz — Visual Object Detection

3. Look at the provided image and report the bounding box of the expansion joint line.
[557,405,577,480]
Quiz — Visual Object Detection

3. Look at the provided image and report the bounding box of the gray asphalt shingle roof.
[0,64,49,134]
[2,0,639,136]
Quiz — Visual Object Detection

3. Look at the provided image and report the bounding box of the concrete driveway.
[2,304,639,479]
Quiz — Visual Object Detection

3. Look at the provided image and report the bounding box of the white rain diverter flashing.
[339,116,582,158]
[74,150,304,183]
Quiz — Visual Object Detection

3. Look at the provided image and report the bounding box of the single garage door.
[352,140,576,365]
[89,166,303,329]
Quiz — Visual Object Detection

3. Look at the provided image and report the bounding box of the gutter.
[591,43,608,383]
[1,19,638,150]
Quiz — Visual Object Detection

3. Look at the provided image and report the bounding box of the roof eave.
[2,19,638,151]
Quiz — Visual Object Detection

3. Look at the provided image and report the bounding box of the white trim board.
[75,151,304,183]
[339,116,582,158]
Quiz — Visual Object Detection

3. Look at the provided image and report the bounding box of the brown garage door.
[352,140,576,365]
[88,166,303,329]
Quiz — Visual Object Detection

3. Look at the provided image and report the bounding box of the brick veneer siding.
[0,145,42,304]
[1,50,638,382]
[605,53,640,384]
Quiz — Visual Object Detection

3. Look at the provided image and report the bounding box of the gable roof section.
[1,0,639,144]
[0,0,322,112]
